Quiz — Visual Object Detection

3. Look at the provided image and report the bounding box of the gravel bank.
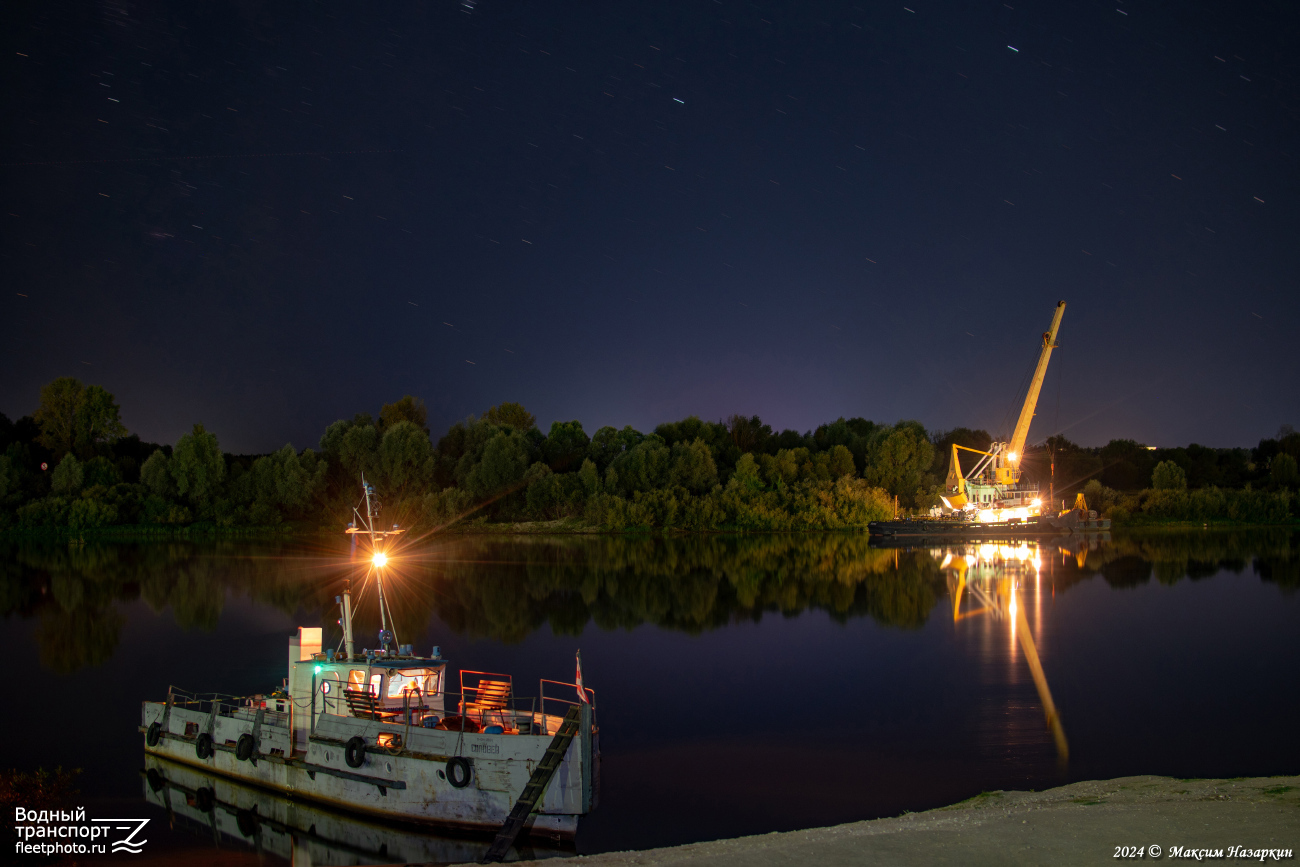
[542,775,1299,867]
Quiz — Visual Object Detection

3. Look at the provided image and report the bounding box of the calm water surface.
[3,530,1298,863]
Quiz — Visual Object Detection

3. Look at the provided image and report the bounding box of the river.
[3,529,1298,863]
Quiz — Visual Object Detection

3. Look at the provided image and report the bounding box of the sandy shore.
[538,775,1299,866]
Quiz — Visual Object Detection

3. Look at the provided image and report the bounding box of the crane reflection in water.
[939,540,1076,765]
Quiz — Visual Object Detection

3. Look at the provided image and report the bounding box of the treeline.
[0,381,921,532]
[1,378,1296,533]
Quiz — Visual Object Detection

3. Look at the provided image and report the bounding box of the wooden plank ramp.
[480,704,584,864]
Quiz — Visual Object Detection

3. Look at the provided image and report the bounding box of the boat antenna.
[350,473,400,653]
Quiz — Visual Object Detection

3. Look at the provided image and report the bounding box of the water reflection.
[941,542,1068,762]
[1,530,1297,673]
[142,754,572,864]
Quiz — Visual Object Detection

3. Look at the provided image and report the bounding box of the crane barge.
[869,300,1108,538]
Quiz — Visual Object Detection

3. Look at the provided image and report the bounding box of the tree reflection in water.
[1,529,1296,673]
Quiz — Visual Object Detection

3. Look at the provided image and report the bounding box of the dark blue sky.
[3,0,1296,453]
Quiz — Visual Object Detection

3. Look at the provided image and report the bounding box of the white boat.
[140,479,599,856]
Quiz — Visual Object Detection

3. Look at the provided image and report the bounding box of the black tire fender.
[236,807,259,838]
[146,768,165,793]
[446,756,472,788]
[195,786,214,813]
[195,732,213,760]
[146,721,161,747]
[236,733,256,762]
[344,735,367,769]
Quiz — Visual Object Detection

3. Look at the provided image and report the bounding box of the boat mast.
[353,473,399,653]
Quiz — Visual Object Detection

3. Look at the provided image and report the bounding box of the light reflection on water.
[1,530,1297,861]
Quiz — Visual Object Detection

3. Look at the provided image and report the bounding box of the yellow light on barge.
[372,552,388,568]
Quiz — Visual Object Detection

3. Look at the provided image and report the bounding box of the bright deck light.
[1007,451,1019,462]
[372,552,388,568]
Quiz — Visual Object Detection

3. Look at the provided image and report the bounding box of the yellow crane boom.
[1005,300,1067,473]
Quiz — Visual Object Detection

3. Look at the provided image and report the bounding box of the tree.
[828,444,856,479]
[74,386,127,455]
[588,425,643,473]
[865,422,934,500]
[33,379,126,458]
[51,454,84,495]
[670,439,718,494]
[608,437,672,496]
[482,402,536,431]
[248,445,328,517]
[1151,460,1187,491]
[140,450,173,498]
[378,421,435,497]
[727,414,773,453]
[339,423,381,480]
[578,458,601,496]
[464,431,531,499]
[730,453,763,490]
[1099,439,1157,491]
[524,462,557,517]
[170,424,226,507]
[543,421,590,471]
[81,456,122,488]
[33,378,84,456]
[1271,453,1298,489]
[759,448,803,486]
[379,396,429,435]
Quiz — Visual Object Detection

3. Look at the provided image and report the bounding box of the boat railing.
[165,686,291,728]
[540,679,596,728]
[318,687,588,738]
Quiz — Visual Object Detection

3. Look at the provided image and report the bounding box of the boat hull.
[141,699,593,841]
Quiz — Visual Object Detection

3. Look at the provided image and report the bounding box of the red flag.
[575,649,589,704]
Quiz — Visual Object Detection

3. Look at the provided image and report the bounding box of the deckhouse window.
[348,670,366,690]
[369,674,382,697]
[387,668,437,697]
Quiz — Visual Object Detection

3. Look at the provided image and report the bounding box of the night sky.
[3,0,1296,454]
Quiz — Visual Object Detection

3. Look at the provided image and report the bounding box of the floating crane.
[940,300,1066,520]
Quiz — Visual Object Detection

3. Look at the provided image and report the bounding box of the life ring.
[236,733,256,762]
[195,732,214,760]
[146,721,161,747]
[446,756,472,789]
[344,736,367,768]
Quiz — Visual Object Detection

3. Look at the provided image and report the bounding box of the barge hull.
[868,514,1110,538]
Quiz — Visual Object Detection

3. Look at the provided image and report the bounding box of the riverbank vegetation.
[0,378,1295,535]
